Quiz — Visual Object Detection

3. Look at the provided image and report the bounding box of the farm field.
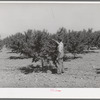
[0,47,100,88]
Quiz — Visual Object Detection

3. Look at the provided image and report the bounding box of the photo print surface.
[0,3,100,88]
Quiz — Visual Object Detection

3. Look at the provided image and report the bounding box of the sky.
[0,3,100,39]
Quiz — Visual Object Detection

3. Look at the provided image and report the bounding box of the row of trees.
[0,36,3,50]
[3,27,100,64]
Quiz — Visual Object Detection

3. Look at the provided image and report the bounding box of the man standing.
[52,38,64,74]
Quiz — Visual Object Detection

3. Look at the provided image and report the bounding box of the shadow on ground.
[83,50,99,54]
[18,64,58,74]
[63,55,82,62]
[7,51,18,53]
[9,56,29,60]
[18,64,68,75]
[95,69,100,74]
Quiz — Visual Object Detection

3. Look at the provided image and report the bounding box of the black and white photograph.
[0,2,100,88]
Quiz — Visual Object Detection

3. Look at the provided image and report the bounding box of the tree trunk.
[73,53,76,59]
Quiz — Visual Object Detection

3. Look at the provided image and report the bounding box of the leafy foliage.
[66,31,85,58]
[3,27,100,64]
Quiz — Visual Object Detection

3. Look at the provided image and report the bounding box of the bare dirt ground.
[0,47,100,88]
